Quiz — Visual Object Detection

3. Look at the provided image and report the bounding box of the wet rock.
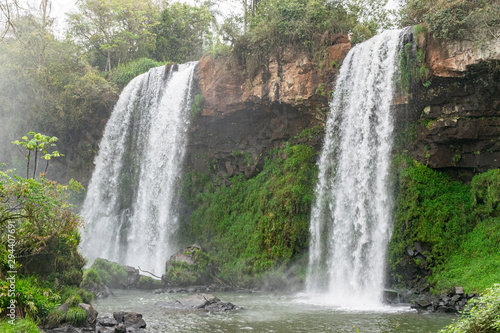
[155,293,241,312]
[97,317,117,327]
[124,266,140,288]
[96,312,146,332]
[410,288,476,314]
[79,303,98,329]
[84,282,112,299]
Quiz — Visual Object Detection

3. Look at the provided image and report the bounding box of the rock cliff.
[406,34,500,179]
[185,38,351,178]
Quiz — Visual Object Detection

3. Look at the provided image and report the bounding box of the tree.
[11,132,62,179]
[153,2,214,63]
[0,9,117,184]
[68,0,159,71]
[0,0,19,41]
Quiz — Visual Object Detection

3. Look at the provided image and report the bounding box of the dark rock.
[406,245,415,256]
[78,303,98,329]
[96,312,146,332]
[112,312,124,324]
[383,289,400,304]
[124,266,140,288]
[57,302,70,313]
[113,325,126,333]
[122,312,146,330]
[155,293,241,312]
[84,282,112,299]
[97,317,118,327]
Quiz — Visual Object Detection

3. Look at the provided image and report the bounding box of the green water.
[92,290,454,332]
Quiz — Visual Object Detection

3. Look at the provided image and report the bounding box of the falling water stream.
[80,62,197,275]
[306,29,404,307]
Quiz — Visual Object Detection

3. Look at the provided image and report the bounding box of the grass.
[0,317,40,333]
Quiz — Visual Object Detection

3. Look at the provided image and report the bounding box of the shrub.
[136,276,162,289]
[0,170,86,286]
[402,0,500,43]
[80,268,102,287]
[109,58,165,88]
[224,0,356,78]
[440,284,500,332]
[90,258,127,288]
[64,307,87,326]
[0,277,59,321]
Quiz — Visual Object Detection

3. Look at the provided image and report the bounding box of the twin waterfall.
[81,29,404,304]
[306,29,403,307]
[81,63,197,275]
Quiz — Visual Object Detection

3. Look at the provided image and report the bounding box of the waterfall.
[306,30,403,307]
[80,62,197,275]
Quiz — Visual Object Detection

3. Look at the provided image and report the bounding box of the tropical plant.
[12,133,62,179]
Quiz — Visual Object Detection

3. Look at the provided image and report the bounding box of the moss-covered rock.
[162,245,213,286]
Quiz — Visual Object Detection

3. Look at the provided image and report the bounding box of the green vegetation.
[183,143,317,286]
[0,135,91,327]
[440,284,500,332]
[164,247,212,286]
[390,158,500,293]
[63,307,87,326]
[401,0,500,42]
[397,25,431,91]
[224,0,358,78]
[86,258,127,288]
[153,2,214,63]
[108,58,165,88]
[136,276,162,289]
[0,277,60,320]
[0,316,40,332]
[191,94,205,118]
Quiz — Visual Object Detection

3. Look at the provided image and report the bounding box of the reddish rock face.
[189,42,351,178]
[426,34,500,77]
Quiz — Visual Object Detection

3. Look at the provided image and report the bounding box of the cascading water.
[80,62,197,275]
[306,30,404,307]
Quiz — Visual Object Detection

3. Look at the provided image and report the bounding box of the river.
[92,290,454,332]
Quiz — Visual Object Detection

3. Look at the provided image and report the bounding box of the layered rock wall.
[406,34,500,179]
[186,40,351,178]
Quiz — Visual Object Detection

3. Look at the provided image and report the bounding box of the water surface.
[92,290,454,333]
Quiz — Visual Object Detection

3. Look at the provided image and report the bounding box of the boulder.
[44,303,98,332]
[155,293,241,312]
[78,303,98,329]
[95,312,146,332]
[162,245,214,287]
[83,281,112,299]
[124,266,140,288]
[165,244,203,270]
